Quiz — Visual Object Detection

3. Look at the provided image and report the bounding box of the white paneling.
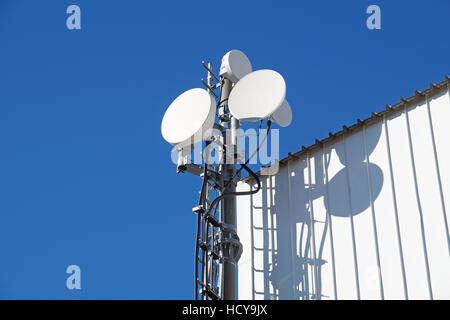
[308,150,336,300]
[410,92,450,299]
[286,162,300,299]
[237,86,450,300]
[324,139,359,299]
[237,181,253,300]
[367,120,407,299]
[271,167,295,300]
[321,146,339,300]
[384,109,430,299]
[249,178,265,299]
[427,90,450,256]
[345,129,382,299]
[288,158,310,299]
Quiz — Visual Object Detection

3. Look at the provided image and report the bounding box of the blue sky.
[0,0,448,299]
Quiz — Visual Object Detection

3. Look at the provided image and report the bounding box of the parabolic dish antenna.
[161,88,216,147]
[271,100,292,127]
[228,69,286,122]
[219,50,253,84]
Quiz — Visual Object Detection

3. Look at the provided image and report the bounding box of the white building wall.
[237,85,450,300]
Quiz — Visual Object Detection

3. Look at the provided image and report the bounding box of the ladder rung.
[203,288,220,300]
[205,214,220,228]
[209,250,220,260]
[198,241,209,251]
[197,279,205,287]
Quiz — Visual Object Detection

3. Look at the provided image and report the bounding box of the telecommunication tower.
[161,50,292,300]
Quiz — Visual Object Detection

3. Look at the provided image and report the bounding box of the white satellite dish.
[228,69,286,122]
[219,50,253,84]
[161,88,216,147]
[271,100,292,127]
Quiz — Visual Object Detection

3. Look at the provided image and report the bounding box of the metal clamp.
[217,223,243,265]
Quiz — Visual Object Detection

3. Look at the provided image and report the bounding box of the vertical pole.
[223,179,236,300]
[220,78,238,300]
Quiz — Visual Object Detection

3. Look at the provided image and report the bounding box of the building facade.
[236,79,450,300]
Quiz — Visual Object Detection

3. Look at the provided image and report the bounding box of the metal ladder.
[194,181,223,300]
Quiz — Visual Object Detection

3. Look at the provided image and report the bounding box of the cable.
[205,163,262,221]
[204,221,210,299]
[201,119,271,223]
[194,153,210,300]
[223,120,272,192]
[195,76,225,300]
[195,164,261,300]
[194,75,271,299]
[194,211,201,300]
[217,98,228,107]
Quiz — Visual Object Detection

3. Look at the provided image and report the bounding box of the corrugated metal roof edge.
[242,75,450,183]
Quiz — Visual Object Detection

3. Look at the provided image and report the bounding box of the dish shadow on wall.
[248,122,384,299]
